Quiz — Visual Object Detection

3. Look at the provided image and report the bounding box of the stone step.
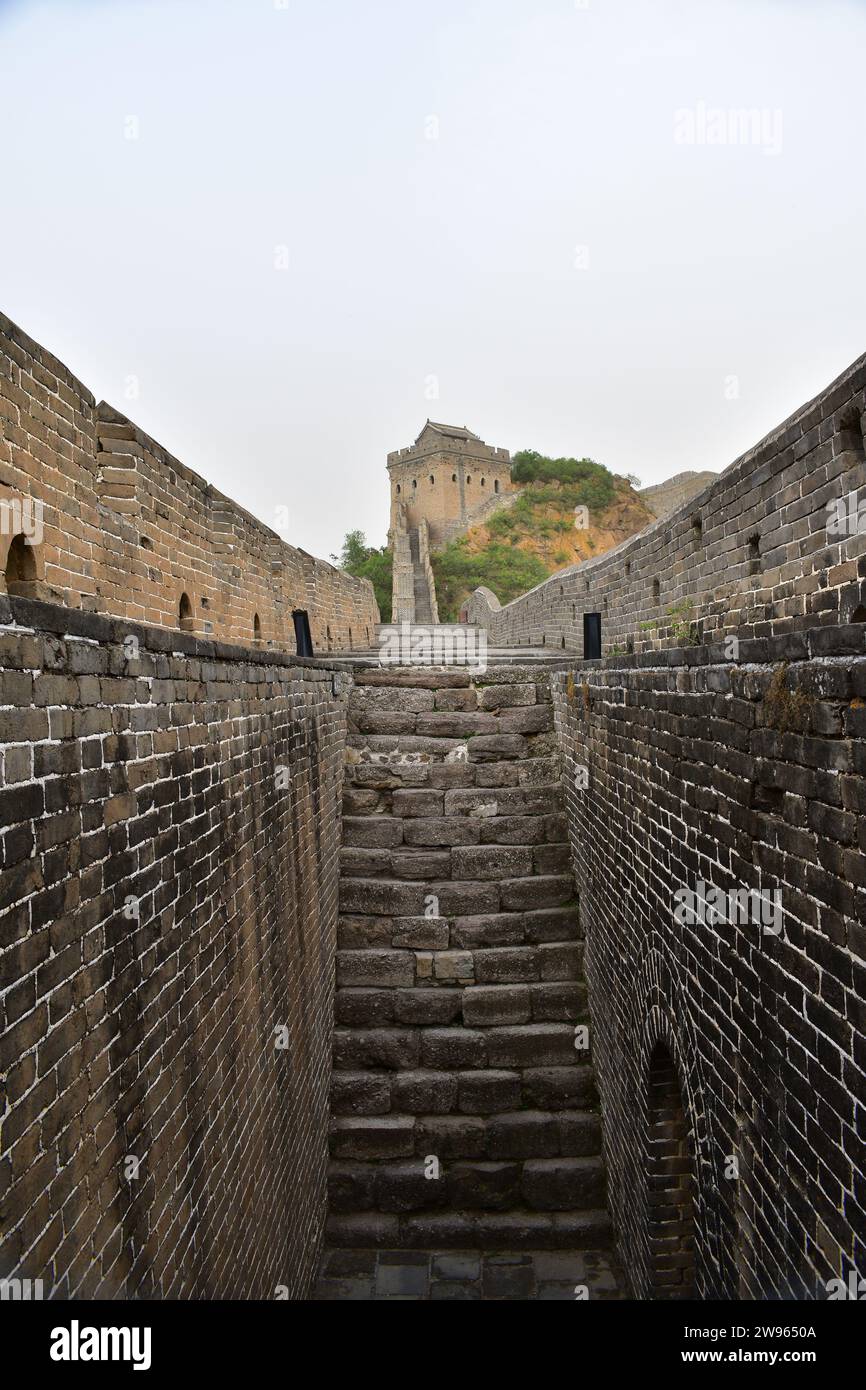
[336,907,582,953]
[324,1208,614,1251]
[330,1068,599,1117]
[338,876,576,918]
[328,1107,601,1160]
[333,1024,586,1071]
[328,1156,607,1215]
[339,844,572,882]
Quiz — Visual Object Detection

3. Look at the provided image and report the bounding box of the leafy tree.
[333,530,392,622]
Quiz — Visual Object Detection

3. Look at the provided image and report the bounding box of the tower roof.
[416,420,483,444]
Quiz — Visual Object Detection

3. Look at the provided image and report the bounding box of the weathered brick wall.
[0,312,378,652]
[467,352,866,657]
[0,595,348,1298]
[553,643,866,1298]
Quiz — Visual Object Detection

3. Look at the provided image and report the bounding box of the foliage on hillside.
[431,538,549,623]
[332,530,392,622]
[333,452,653,626]
[433,452,652,620]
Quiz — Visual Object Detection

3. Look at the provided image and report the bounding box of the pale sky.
[2,0,865,558]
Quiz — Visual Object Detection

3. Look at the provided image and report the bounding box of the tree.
[333,530,393,622]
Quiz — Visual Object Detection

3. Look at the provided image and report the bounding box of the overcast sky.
[2,0,865,558]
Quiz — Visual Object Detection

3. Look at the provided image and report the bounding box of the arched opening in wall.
[481,477,486,487]
[348,627,353,648]
[326,625,332,650]
[748,534,761,576]
[625,561,631,578]
[429,475,435,485]
[560,636,565,648]
[412,479,417,490]
[851,605,866,623]
[466,475,472,485]
[253,613,261,646]
[4,534,39,598]
[292,609,314,657]
[652,577,660,604]
[178,592,194,632]
[452,473,457,482]
[494,480,499,493]
[646,1041,697,1300]
[691,516,703,550]
[365,625,370,644]
[839,407,866,462]
[396,484,401,495]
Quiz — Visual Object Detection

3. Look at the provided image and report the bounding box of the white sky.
[2,0,865,558]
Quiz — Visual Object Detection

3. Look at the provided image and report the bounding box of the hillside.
[430,452,655,621]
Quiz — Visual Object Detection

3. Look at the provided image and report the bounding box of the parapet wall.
[553,646,866,1297]
[0,597,349,1298]
[466,352,866,656]
[0,312,378,653]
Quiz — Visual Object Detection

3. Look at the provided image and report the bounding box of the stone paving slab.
[313,1248,627,1301]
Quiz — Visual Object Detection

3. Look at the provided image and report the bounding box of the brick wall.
[0,312,379,653]
[553,646,866,1298]
[0,595,348,1298]
[466,351,866,658]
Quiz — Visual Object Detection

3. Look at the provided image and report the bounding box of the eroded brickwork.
[0,595,348,1298]
[553,647,866,1299]
[0,313,378,653]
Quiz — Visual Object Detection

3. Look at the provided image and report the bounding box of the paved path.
[313,1248,626,1301]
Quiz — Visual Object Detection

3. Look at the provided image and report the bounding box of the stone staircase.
[409,528,434,623]
[325,661,615,1252]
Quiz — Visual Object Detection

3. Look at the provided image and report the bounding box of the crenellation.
[0,313,378,653]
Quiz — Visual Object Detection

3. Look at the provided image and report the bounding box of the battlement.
[0,311,379,653]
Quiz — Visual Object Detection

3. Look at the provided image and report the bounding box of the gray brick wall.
[467,352,866,658]
[0,595,348,1298]
[552,650,866,1298]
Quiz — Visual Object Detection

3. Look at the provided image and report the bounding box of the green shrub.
[333,530,392,622]
[431,537,548,622]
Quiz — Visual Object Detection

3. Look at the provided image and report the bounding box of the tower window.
[429,474,435,485]
[253,613,262,646]
[396,483,401,494]
[748,534,761,576]
[494,479,499,493]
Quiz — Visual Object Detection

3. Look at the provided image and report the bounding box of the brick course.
[0,595,348,1298]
